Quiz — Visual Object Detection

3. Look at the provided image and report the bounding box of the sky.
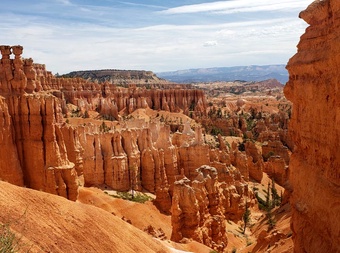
[0,0,312,74]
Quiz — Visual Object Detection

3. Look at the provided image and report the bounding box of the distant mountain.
[61,69,170,85]
[157,64,288,84]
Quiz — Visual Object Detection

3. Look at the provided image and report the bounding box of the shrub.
[263,151,275,161]
[99,121,110,133]
[242,202,251,234]
[0,221,30,253]
[211,126,223,136]
[0,223,18,253]
[83,110,89,119]
[111,191,152,204]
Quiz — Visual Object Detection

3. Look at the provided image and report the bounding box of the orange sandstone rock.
[284,1,340,252]
[0,97,23,186]
[171,165,252,252]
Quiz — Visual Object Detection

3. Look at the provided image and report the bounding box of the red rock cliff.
[284,1,340,252]
[0,46,79,200]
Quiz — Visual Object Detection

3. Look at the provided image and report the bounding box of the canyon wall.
[284,0,340,252]
[0,45,278,251]
[0,45,207,203]
[32,65,207,118]
[0,45,79,200]
[170,165,252,251]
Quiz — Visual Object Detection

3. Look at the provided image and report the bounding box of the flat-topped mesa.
[284,0,340,252]
[62,69,168,86]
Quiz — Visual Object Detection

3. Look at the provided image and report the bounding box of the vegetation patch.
[108,191,153,204]
[0,213,31,253]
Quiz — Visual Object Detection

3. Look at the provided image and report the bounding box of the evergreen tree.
[242,200,251,234]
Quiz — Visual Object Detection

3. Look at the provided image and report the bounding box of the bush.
[0,223,18,253]
[111,191,152,204]
[263,151,275,161]
[99,121,110,133]
[211,126,223,136]
[255,192,267,210]
[0,221,30,253]
[83,110,89,119]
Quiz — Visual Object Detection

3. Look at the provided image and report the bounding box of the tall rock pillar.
[284,1,340,252]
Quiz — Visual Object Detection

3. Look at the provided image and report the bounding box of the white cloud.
[160,0,311,15]
[118,1,166,10]
[3,15,305,74]
[0,0,310,74]
[203,41,218,47]
[55,0,73,6]
[137,18,294,32]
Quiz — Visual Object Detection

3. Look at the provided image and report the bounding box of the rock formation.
[170,165,252,252]
[0,46,79,200]
[0,45,266,251]
[0,97,23,186]
[284,1,340,252]
[0,45,208,202]
[245,141,264,182]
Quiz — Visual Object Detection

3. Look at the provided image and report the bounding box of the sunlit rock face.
[0,45,208,202]
[0,46,78,200]
[170,165,253,252]
[284,0,340,252]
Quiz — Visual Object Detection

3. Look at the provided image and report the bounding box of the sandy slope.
[0,181,170,253]
[78,187,173,238]
[0,178,292,253]
[77,187,213,253]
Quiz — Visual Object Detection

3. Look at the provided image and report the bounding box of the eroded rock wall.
[33,65,207,117]
[6,94,79,200]
[0,97,23,186]
[284,1,340,252]
[171,165,252,252]
[0,46,79,200]
[0,45,258,252]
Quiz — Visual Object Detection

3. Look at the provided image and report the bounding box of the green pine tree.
[242,200,251,234]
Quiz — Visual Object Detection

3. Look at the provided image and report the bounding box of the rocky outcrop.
[0,96,23,186]
[0,45,208,201]
[262,140,290,165]
[171,165,252,252]
[0,45,260,252]
[245,141,264,182]
[8,94,79,200]
[265,156,287,186]
[284,1,340,252]
[0,46,79,200]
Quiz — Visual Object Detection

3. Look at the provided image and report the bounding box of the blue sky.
[0,0,312,74]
